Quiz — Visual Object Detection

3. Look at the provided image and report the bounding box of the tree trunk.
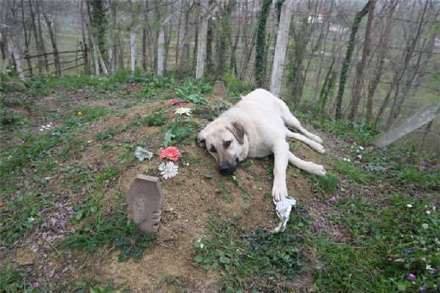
[206,18,214,75]
[195,0,209,79]
[130,30,137,74]
[270,0,294,97]
[317,57,336,115]
[87,0,108,70]
[128,0,137,74]
[7,35,26,80]
[80,0,90,74]
[290,16,311,105]
[43,13,61,76]
[348,0,376,121]
[334,1,371,120]
[255,0,272,87]
[157,15,172,76]
[21,0,33,76]
[365,1,397,124]
[28,0,44,74]
[385,0,430,129]
[35,0,49,72]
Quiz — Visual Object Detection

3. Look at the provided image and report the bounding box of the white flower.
[196,238,205,249]
[406,204,413,208]
[357,154,362,160]
[426,264,433,271]
[175,107,192,116]
[422,223,429,229]
[343,157,351,162]
[39,122,54,132]
[359,146,364,151]
[159,161,178,179]
[426,210,431,215]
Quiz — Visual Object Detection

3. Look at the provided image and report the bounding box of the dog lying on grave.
[197,88,326,202]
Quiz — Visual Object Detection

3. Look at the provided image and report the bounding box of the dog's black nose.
[219,166,234,176]
[219,162,235,176]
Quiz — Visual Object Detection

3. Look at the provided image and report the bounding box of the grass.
[333,160,374,184]
[64,206,155,262]
[0,192,51,247]
[0,265,31,292]
[0,105,109,179]
[362,147,440,190]
[310,173,339,195]
[193,210,309,290]
[143,110,167,127]
[396,167,440,190]
[298,111,378,145]
[316,194,440,292]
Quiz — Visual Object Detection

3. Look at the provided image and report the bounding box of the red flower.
[160,147,181,161]
[167,98,188,106]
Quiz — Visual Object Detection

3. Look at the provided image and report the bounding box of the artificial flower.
[159,161,178,179]
[160,146,181,161]
[167,98,187,106]
[134,146,153,161]
[175,107,192,116]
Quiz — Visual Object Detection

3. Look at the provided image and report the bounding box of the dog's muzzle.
[218,161,237,176]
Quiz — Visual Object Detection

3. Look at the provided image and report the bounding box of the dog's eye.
[223,140,232,148]
[209,146,217,153]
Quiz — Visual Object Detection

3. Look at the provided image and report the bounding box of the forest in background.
[1,0,439,151]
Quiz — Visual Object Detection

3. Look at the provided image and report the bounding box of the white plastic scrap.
[158,161,179,180]
[134,146,153,161]
[272,196,297,233]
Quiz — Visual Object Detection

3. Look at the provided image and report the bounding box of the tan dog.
[197,89,326,201]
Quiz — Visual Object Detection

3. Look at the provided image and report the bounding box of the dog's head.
[197,120,249,175]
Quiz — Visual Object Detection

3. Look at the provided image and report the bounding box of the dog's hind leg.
[288,151,326,176]
[278,101,323,144]
[286,130,325,154]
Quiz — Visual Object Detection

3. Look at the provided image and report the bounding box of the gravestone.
[127,175,163,233]
[213,80,226,98]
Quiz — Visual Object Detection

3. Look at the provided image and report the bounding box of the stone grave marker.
[127,175,163,233]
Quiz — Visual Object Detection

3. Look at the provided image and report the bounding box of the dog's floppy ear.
[228,122,246,145]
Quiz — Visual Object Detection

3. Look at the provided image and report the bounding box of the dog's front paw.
[309,133,323,144]
[313,164,327,176]
[315,143,326,154]
[272,183,288,202]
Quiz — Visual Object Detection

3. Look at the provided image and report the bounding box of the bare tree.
[128,0,138,74]
[334,1,372,120]
[255,0,271,87]
[195,0,209,79]
[348,0,376,121]
[41,7,61,76]
[365,0,398,124]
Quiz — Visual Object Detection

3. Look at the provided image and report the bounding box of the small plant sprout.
[158,161,178,180]
[175,107,192,117]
